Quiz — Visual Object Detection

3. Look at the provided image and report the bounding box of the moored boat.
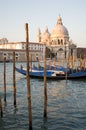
[16,66,86,80]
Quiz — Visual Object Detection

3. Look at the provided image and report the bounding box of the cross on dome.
[57,15,63,25]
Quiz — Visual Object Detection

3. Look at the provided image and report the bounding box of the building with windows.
[0,42,46,62]
[0,16,77,62]
[37,16,77,60]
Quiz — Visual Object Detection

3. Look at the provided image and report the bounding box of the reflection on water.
[0,63,86,130]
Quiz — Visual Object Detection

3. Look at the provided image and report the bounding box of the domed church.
[37,16,77,60]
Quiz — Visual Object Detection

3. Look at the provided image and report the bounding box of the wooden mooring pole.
[4,57,6,102]
[13,51,16,106]
[44,47,47,118]
[0,97,3,117]
[30,54,32,71]
[25,23,33,130]
[65,59,68,81]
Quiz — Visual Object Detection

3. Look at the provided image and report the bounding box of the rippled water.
[0,62,86,130]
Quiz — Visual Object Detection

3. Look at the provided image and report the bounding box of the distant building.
[0,38,8,44]
[77,48,86,58]
[0,42,46,62]
[0,16,77,61]
[37,16,77,60]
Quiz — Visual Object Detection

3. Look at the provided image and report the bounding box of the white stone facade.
[37,16,77,60]
[0,42,46,61]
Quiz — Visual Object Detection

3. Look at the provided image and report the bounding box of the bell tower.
[37,28,41,42]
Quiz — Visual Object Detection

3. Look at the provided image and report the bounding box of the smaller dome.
[42,27,50,42]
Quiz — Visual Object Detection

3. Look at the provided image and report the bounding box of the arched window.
[61,39,63,45]
[58,39,60,45]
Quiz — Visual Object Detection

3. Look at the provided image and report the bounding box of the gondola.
[15,67,86,80]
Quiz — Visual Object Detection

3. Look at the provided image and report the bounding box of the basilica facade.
[0,16,77,62]
[37,16,77,60]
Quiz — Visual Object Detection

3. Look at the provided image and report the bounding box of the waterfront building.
[37,16,77,60]
[0,16,77,62]
[0,42,46,62]
[77,48,86,58]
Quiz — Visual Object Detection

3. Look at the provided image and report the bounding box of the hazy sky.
[0,0,86,47]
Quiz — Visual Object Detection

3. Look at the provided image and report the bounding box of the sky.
[0,0,86,47]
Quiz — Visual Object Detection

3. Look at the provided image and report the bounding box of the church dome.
[51,16,69,39]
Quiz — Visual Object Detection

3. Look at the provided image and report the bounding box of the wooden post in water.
[54,57,56,66]
[83,55,85,70]
[65,57,68,81]
[37,57,40,68]
[71,54,74,69]
[44,46,47,118]
[0,97,3,117]
[25,23,33,130]
[30,54,32,71]
[4,57,6,102]
[13,51,16,106]
[80,54,82,69]
[85,55,86,69]
[76,58,78,72]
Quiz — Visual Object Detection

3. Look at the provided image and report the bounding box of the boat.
[16,66,86,80]
[46,64,70,72]
[32,64,70,72]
